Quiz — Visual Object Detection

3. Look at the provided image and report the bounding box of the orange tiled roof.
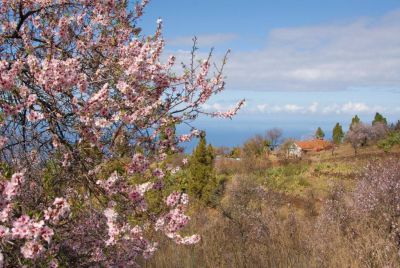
[295,139,332,151]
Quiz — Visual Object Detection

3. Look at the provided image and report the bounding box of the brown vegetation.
[148,144,400,268]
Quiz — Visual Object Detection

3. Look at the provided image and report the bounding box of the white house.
[288,139,333,158]
[288,143,303,158]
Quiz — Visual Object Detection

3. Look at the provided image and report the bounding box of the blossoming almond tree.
[0,0,243,266]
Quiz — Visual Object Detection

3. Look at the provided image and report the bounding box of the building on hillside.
[288,139,333,158]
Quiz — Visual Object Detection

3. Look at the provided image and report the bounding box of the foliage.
[345,122,387,155]
[187,134,218,205]
[0,1,243,266]
[150,159,400,267]
[315,127,325,139]
[213,146,231,156]
[265,163,311,192]
[265,128,283,150]
[391,120,400,131]
[372,112,387,126]
[350,115,361,130]
[229,147,242,158]
[377,131,400,152]
[332,123,344,144]
[242,135,270,157]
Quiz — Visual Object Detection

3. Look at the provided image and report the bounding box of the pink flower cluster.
[211,99,246,119]
[165,192,189,207]
[0,0,240,265]
[104,208,119,246]
[11,215,53,259]
[103,207,158,259]
[96,171,121,194]
[0,172,25,222]
[44,197,70,224]
[156,192,199,245]
[127,153,150,174]
[97,172,155,212]
[0,171,70,260]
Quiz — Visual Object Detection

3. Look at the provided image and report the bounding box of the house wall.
[288,144,302,158]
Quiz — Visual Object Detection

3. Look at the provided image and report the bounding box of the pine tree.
[394,120,400,131]
[372,112,387,126]
[315,127,325,139]
[332,123,344,144]
[350,115,361,130]
[188,133,217,204]
[207,144,215,164]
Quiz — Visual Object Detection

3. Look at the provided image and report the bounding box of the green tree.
[230,147,242,158]
[332,123,344,144]
[394,120,400,131]
[187,133,217,204]
[242,135,270,157]
[350,115,361,130]
[315,127,325,139]
[377,131,400,152]
[372,112,387,126]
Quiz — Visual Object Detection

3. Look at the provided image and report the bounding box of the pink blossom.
[165,192,181,207]
[0,250,3,267]
[27,111,44,122]
[164,208,190,233]
[127,154,149,174]
[153,168,165,178]
[143,242,158,259]
[0,225,10,238]
[180,193,189,205]
[128,190,143,203]
[41,226,54,244]
[0,0,240,264]
[97,171,120,193]
[179,134,191,142]
[44,198,70,224]
[3,172,25,201]
[104,208,120,246]
[20,240,44,259]
[0,204,12,223]
[49,259,59,268]
[0,136,7,148]
[136,182,155,195]
[175,234,201,245]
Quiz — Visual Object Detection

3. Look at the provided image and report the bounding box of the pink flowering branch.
[0,0,242,265]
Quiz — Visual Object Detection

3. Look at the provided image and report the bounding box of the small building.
[288,143,303,158]
[288,139,333,158]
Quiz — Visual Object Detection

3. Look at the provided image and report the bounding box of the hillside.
[146,144,400,267]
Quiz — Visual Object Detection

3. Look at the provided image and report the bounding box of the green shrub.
[378,131,400,152]
[187,134,219,205]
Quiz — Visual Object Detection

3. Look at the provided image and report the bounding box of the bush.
[378,131,400,152]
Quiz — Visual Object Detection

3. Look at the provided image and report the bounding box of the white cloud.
[308,102,319,113]
[202,101,245,112]
[221,10,400,91]
[321,102,386,115]
[340,102,369,113]
[283,104,303,112]
[322,104,341,114]
[168,33,238,47]
[253,103,305,113]
[246,101,389,115]
[256,104,268,113]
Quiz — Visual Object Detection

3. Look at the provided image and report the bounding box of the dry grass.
[144,145,400,268]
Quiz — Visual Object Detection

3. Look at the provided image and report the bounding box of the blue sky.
[139,1,400,148]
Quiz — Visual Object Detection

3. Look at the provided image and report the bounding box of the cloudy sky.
[140,0,400,147]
